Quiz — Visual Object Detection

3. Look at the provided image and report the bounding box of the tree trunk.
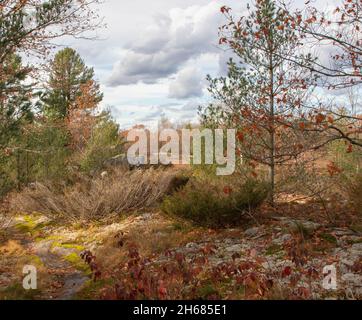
[269,50,275,206]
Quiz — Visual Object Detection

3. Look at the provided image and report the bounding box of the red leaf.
[158,283,167,298]
[315,113,326,125]
[327,162,343,176]
[220,6,230,14]
[219,37,227,45]
[223,186,232,195]
[282,266,292,278]
[237,132,244,142]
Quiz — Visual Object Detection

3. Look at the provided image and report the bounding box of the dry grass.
[94,213,203,271]
[10,168,185,223]
[0,214,12,232]
[347,172,362,217]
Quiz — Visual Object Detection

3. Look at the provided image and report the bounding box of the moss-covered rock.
[64,253,91,275]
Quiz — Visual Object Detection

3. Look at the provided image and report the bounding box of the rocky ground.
[0,212,361,300]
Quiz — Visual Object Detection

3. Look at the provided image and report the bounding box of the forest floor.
[0,202,361,300]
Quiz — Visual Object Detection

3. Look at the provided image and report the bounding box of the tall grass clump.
[10,168,184,223]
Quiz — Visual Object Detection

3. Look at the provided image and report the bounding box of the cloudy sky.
[62,0,336,129]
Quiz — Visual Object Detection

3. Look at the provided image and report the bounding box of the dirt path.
[31,240,89,300]
[0,215,90,300]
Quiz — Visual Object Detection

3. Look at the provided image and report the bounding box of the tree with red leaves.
[287,0,362,149]
[200,0,317,203]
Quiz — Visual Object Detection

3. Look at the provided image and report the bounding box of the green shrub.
[0,120,69,197]
[161,176,269,228]
[79,112,124,173]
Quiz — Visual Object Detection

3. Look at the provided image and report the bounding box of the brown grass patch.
[94,213,204,271]
[10,168,186,223]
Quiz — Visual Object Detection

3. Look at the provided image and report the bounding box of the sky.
[60,0,338,129]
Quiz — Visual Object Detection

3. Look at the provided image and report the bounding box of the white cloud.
[62,0,338,129]
[107,98,202,129]
[168,67,204,99]
[107,1,223,86]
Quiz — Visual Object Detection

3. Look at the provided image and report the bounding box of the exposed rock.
[351,243,362,254]
[186,242,198,249]
[282,219,321,233]
[55,271,89,300]
[244,227,260,238]
[225,244,243,253]
[333,228,357,237]
[341,273,362,287]
[139,213,153,221]
[32,240,53,255]
[339,259,355,274]
[51,246,78,257]
[272,233,292,245]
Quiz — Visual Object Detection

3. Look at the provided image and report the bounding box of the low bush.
[161,176,269,228]
[78,112,124,174]
[10,168,183,223]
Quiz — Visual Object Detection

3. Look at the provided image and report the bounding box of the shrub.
[10,168,182,223]
[161,176,269,228]
[0,120,70,198]
[78,112,124,173]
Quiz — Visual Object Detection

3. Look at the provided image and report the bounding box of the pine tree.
[42,48,103,119]
[0,54,33,150]
[201,0,316,203]
[0,54,34,195]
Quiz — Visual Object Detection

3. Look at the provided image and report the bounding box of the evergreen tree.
[0,54,34,195]
[200,0,316,203]
[0,54,33,150]
[42,48,103,119]
[79,111,124,173]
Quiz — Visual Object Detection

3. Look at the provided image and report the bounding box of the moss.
[61,243,85,251]
[14,215,51,236]
[15,217,37,233]
[64,253,91,275]
[29,255,44,268]
[51,242,85,251]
